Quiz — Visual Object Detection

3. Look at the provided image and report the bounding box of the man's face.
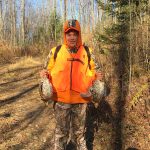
[65,30,78,48]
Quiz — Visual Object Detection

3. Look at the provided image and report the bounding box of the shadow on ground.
[65,98,113,150]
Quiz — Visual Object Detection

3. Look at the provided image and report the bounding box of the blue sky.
[20,0,102,27]
[30,0,40,6]
[29,0,79,20]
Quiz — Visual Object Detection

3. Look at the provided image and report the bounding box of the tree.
[64,0,67,22]
[20,0,25,45]
[10,0,16,45]
[0,0,3,40]
[95,1,131,149]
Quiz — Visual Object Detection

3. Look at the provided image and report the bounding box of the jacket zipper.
[70,61,73,90]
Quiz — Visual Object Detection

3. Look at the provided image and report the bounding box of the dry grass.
[8,56,42,71]
[0,40,51,64]
[0,41,16,63]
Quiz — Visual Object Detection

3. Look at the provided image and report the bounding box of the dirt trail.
[0,61,55,150]
[0,58,149,150]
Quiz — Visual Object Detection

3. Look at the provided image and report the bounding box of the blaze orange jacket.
[47,44,96,104]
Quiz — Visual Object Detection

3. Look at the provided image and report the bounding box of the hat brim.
[65,27,79,33]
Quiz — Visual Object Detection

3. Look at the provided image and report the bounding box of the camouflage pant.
[54,102,88,150]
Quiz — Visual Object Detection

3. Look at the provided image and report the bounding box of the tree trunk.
[145,0,149,71]
[13,0,16,45]
[0,0,3,40]
[129,0,132,91]
[64,0,67,22]
[54,0,56,41]
[11,0,16,46]
[91,0,95,30]
[21,0,25,45]
[78,0,81,23]
[10,0,13,44]
[3,0,8,41]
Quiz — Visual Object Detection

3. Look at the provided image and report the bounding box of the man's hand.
[80,91,92,98]
[96,71,104,81]
[40,69,49,78]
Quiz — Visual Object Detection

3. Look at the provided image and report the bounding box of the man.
[40,19,104,150]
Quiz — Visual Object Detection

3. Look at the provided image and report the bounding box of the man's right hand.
[40,69,49,78]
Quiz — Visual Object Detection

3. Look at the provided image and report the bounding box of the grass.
[8,56,42,71]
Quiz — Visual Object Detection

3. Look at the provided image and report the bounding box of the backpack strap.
[84,45,91,70]
[54,45,62,61]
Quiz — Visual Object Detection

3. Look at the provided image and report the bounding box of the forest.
[0,0,149,150]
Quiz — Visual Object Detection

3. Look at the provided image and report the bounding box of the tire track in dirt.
[0,76,39,97]
[0,84,39,107]
[0,69,40,86]
[0,65,41,99]
[0,65,42,77]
